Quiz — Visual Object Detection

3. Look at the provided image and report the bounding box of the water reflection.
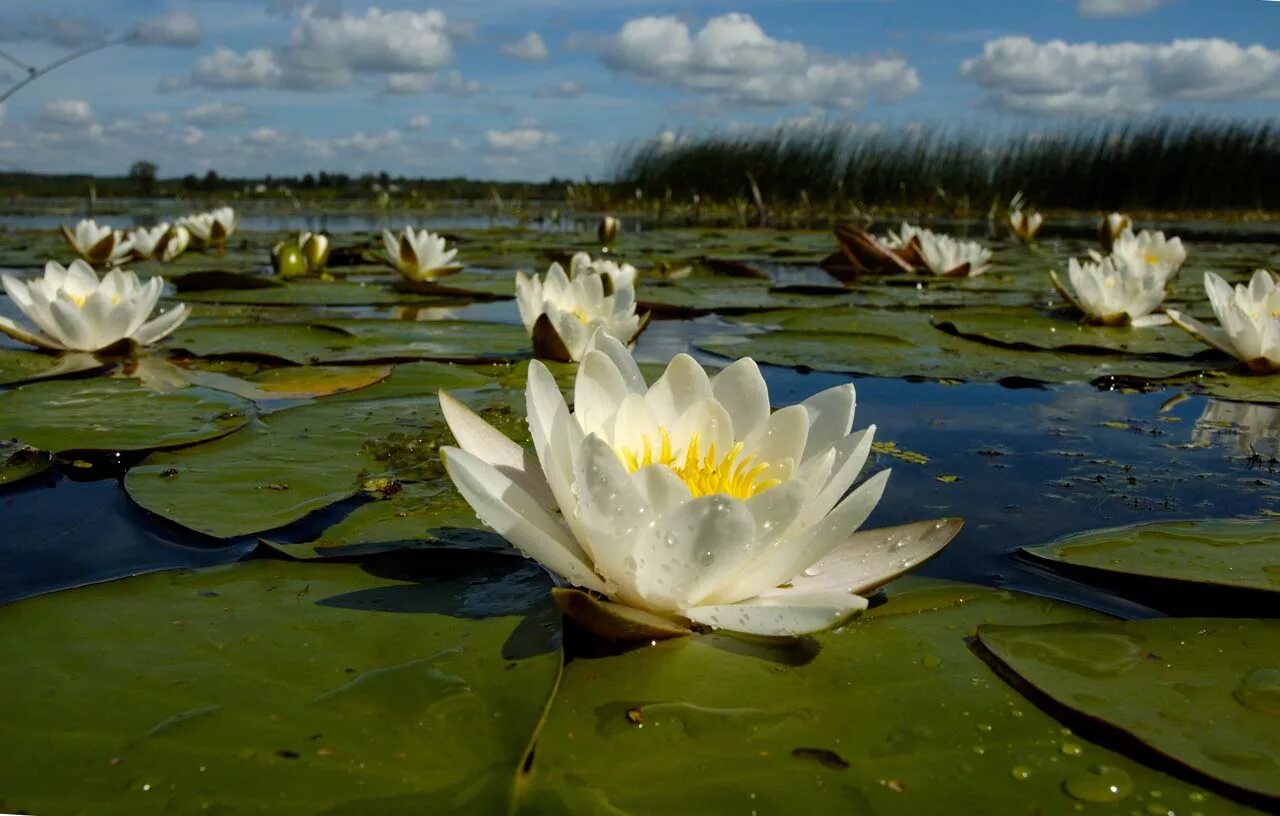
[0,210,601,235]
[1192,399,1280,461]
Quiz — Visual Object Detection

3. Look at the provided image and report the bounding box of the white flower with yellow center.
[1168,270,1280,374]
[382,227,462,282]
[1099,212,1132,250]
[1108,228,1186,284]
[439,333,962,639]
[878,221,923,252]
[1050,255,1169,327]
[916,230,992,277]
[60,219,134,266]
[0,260,189,353]
[1008,209,1044,242]
[129,223,190,262]
[515,254,646,362]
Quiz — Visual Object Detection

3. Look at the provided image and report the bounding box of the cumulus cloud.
[127,11,203,47]
[334,129,403,152]
[486,126,559,151]
[1077,0,1163,17]
[183,102,250,126]
[539,80,586,98]
[603,13,919,110]
[504,31,549,61]
[39,99,94,126]
[175,7,454,91]
[267,0,343,18]
[961,36,1280,116]
[408,114,432,130]
[382,69,482,95]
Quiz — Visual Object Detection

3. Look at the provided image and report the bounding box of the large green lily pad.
[0,441,52,486]
[165,320,530,365]
[0,556,562,815]
[979,618,1280,801]
[518,581,1241,813]
[0,378,253,453]
[0,348,110,386]
[935,306,1211,358]
[125,362,500,537]
[1024,518,1280,595]
[1186,372,1280,406]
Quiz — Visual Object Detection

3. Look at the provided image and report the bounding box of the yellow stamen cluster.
[617,427,779,500]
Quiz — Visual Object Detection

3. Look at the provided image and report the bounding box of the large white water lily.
[382,227,462,282]
[1099,212,1132,251]
[0,260,189,353]
[1050,255,1169,327]
[515,254,647,362]
[1168,270,1280,374]
[1108,228,1186,284]
[878,221,923,252]
[181,207,238,249]
[439,333,962,639]
[129,223,190,262]
[1008,208,1044,242]
[916,230,993,277]
[60,219,134,266]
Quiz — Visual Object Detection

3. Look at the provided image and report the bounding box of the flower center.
[616,427,779,500]
[1145,252,1160,265]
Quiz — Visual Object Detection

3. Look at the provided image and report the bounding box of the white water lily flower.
[1109,228,1186,284]
[1050,255,1169,327]
[0,260,189,352]
[181,207,238,248]
[916,230,992,277]
[1099,212,1132,250]
[60,219,134,266]
[439,333,962,639]
[299,232,330,272]
[515,255,646,362]
[382,227,462,281]
[1168,270,1280,374]
[129,223,189,262]
[1008,209,1043,241]
[878,221,923,251]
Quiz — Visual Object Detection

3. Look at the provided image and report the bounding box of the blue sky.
[0,0,1277,179]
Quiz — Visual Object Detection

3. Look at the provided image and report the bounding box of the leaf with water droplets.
[979,617,1280,801]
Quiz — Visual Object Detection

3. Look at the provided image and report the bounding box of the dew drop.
[1010,765,1031,781]
[1062,765,1132,803]
[804,565,823,577]
[1060,742,1083,757]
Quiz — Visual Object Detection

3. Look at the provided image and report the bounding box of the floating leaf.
[0,378,252,454]
[0,556,562,814]
[934,306,1210,358]
[0,441,51,486]
[1024,518,1280,596]
[979,617,1280,800]
[0,348,109,386]
[518,581,1229,813]
[183,364,394,401]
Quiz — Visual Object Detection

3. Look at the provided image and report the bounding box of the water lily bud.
[271,241,308,278]
[299,232,330,272]
[598,215,620,244]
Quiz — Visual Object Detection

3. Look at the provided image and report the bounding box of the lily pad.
[1024,518,1280,596]
[183,364,395,401]
[934,306,1211,358]
[979,618,1280,801]
[166,321,531,365]
[1187,372,1280,406]
[0,556,562,814]
[0,441,51,486]
[0,378,252,453]
[125,362,501,537]
[518,581,1236,813]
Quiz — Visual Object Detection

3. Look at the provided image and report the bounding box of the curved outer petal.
[585,330,646,394]
[47,298,95,351]
[681,591,869,637]
[514,270,542,333]
[570,434,652,603]
[439,389,556,509]
[1166,308,1241,361]
[574,349,633,439]
[132,303,190,346]
[711,357,771,441]
[0,316,63,350]
[441,446,604,593]
[799,383,855,462]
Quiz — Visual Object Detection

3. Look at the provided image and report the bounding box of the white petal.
[584,330,646,394]
[799,384,856,462]
[571,434,651,601]
[802,427,875,527]
[742,404,809,480]
[132,303,190,346]
[681,591,868,637]
[0,316,63,350]
[633,493,757,610]
[1167,308,1240,361]
[439,390,554,509]
[632,464,693,517]
[47,299,94,350]
[575,349,632,439]
[710,357,771,441]
[441,446,603,592]
[1129,313,1171,328]
[644,353,712,427]
[669,398,734,461]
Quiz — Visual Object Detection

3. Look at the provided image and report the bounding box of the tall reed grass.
[614,120,1280,213]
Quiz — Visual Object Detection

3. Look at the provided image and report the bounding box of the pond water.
[0,221,1277,814]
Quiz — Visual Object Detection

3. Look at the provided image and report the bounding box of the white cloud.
[505,31,549,61]
[408,114,432,130]
[179,7,454,91]
[961,36,1280,116]
[334,129,403,152]
[267,0,342,18]
[183,102,250,126]
[603,13,919,110]
[39,99,94,126]
[486,126,559,151]
[0,15,104,47]
[540,80,585,98]
[127,11,203,48]
[246,127,288,147]
[382,69,483,95]
[1077,0,1163,17]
